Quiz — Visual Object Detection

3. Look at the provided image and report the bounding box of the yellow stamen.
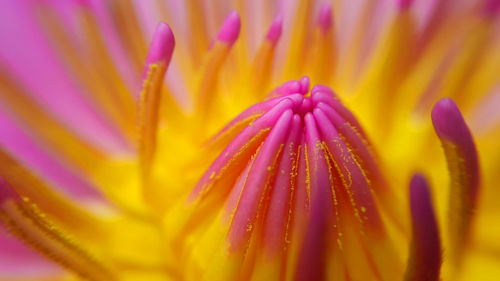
[186,0,209,64]
[79,7,138,139]
[36,5,137,141]
[356,8,416,136]
[109,0,149,73]
[283,1,313,79]
[195,42,233,117]
[0,149,106,240]
[0,182,116,281]
[138,63,167,184]
[307,25,337,85]
[251,40,277,98]
[0,68,104,176]
[336,0,377,92]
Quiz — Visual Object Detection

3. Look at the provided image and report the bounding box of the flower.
[0,0,499,281]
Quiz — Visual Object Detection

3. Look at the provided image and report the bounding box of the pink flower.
[0,1,499,280]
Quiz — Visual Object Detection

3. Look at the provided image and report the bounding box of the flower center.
[171,76,404,280]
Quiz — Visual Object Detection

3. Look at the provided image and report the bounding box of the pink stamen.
[266,14,283,44]
[431,98,479,266]
[228,109,293,252]
[432,98,473,144]
[406,173,441,281]
[261,114,301,254]
[431,98,479,202]
[217,11,241,45]
[295,112,332,281]
[318,2,333,31]
[142,22,175,78]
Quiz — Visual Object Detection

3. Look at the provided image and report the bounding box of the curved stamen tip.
[217,11,241,45]
[145,22,175,66]
[318,3,333,30]
[409,173,433,215]
[266,14,283,44]
[406,173,441,281]
[432,99,479,267]
[431,98,471,143]
[397,0,414,11]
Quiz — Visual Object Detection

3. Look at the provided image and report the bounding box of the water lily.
[0,0,499,280]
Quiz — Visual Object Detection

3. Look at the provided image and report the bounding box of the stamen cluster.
[174,77,402,280]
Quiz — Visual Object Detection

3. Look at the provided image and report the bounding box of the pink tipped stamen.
[432,98,479,266]
[142,22,175,78]
[266,15,283,44]
[431,98,479,202]
[318,2,333,31]
[432,98,474,144]
[217,11,241,45]
[405,173,441,281]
